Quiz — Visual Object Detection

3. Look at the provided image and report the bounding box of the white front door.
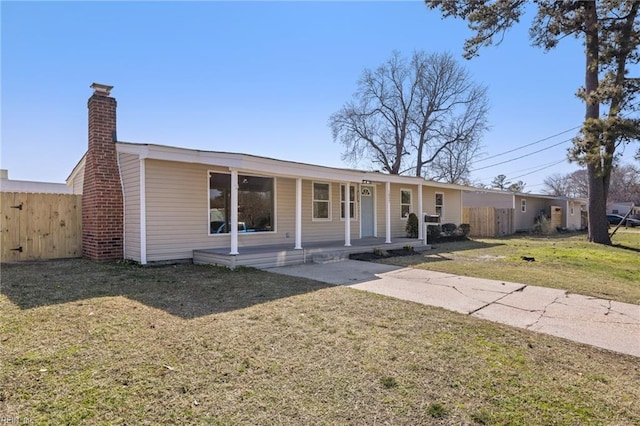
[360,185,375,237]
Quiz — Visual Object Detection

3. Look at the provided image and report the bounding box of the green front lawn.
[378,229,640,304]
[1,258,639,425]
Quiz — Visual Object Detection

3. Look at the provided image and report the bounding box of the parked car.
[210,221,254,233]
[606,214,640,227]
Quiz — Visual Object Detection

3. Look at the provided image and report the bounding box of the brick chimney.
[82,83,123,261]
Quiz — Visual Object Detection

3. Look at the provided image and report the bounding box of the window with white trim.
[435,192,444,218]
[340,184,356,220]
[570,203,575,215]
[209,172,274,234]
[313,182,331,220]
[521,199,527,213]
[401,189,412,219]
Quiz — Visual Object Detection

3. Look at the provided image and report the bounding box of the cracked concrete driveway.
[352,268,640,358]
[270,261,640,357]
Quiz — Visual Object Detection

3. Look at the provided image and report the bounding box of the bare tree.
[544,170,589,198]
[425,133,482,184]
[329,50,489,178]
[608,164,640,203]
[426,0,640,245]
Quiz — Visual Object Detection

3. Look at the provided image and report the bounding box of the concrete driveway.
[269,260,640,358]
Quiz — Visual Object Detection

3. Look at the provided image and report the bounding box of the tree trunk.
[586,163,611,243]
[584,1,611,244]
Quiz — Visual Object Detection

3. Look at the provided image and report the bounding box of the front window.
[435,193,444,218]
[313,182,331,220]
[401,189,412,219]
[341,184,356,220]
[521,199,527,213]
[209,172,274,234]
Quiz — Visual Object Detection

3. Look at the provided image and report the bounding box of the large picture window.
[341,184,356,220]
[209,172,274,234]
[313,182,331,220]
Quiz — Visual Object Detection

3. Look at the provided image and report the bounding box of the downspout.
[116,149,127,262]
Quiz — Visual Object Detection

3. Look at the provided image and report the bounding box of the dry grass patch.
[1,259,639,425]
[375,230,640,304]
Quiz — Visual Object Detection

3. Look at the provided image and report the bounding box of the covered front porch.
[193,237,429,269]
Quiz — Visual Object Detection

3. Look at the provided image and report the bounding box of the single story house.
[69,84,468,267]
[607,202,639,217]
[1,169,73,194]
[463,188,586,234]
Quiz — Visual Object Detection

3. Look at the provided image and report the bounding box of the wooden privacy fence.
[1,192,82,262]
[463,207,514,237]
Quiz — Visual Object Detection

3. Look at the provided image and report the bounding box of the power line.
[509,159,567,180]
[471,138,572,172]
[476,159,567,181]
[474,125,581,163]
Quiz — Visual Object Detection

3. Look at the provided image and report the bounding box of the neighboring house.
[69,83,468,266]
[607,202,639,217]
[1,169,73,194]
[463,188,586,234]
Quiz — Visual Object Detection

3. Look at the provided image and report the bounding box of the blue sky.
[2,1,635,190]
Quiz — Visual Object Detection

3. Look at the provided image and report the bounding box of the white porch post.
[417,183,423,241]
[295,178,302,250]
[229,169,239,255]
[385,181,392,243]
[344,182,351,247]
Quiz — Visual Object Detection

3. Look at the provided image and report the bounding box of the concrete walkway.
[268,260,640,358]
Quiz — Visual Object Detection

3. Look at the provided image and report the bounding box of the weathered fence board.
[463,207,514,237]
[1,192,82,262]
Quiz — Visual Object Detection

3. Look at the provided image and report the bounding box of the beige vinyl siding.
[69,163,85,195]
[144,160,354,261]
[422,187,462,225]
[463,191,513,209]
[567,201,582,230]
[142,159,466,261]
[302,181,359,242]
[146,160,224,261]
[371,183,465,239]
[515,196,547,231]
[119,153,141,262]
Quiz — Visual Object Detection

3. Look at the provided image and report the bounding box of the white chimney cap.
[91,83,113,96]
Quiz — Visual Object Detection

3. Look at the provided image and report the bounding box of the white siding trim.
[311,181,332,222]
[230,169,239,255]
[343,181,351,247]
[140,158,147,265]
[295,178,302,249]
[385,181,391,243]
[418,184,423,240]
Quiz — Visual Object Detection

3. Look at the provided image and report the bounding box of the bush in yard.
[406,213,419,238]
[532,214,555,235]
[441,223,458,235]
[459,223,471,237]
[426,224,441,242]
